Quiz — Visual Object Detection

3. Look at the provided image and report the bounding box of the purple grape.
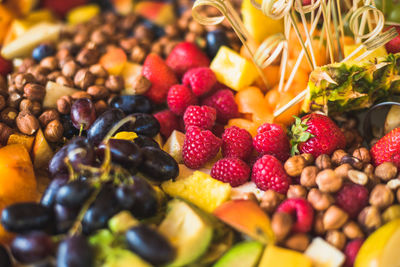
[40,174,69,207]
[57,235,93,267]
[70,98,96,130]
[11,232,54,264]
[54,204,79,234]
[0,244,11,267]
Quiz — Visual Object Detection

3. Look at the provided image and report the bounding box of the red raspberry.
[183,105,216,130]
[202,89,239,123]
[344,239,364,267]
[211,158,250,187]
[276,198,314,233]
[252,155,291,194]
[182,67,216,96]
[335,183,369,219]
[222,126,253,161]
[183,126,222,169]
[167,84,197,115]
[153,110,180,139]
[253,123,290,162]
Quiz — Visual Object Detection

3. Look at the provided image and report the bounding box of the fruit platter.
[1,0,400,266]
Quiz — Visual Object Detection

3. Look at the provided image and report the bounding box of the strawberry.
[371,128,400,168]
[385,26,400,54]
[290,114,346,158]
[142,53,178,104]
[166,42,210,77]
[42,0,88,17]
[153,110,180,138]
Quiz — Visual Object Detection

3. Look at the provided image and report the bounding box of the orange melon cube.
[99,47,127,75]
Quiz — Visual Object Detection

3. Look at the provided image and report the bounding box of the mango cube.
[241,0,284,43]
[67,4,100,25]
[162,171,231,213]
[259,246,313,267]
[210,46,258,91]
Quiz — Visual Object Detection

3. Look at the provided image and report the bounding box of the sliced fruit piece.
[121,62,143,95]
[104,249,151,267]
[384,105,400,134]
[304,237,345,267]
[43,81,79,109]
[161,171,231,213]
[241,0,283,43]
[214,200,275,244]
[210,46,259,91]
[355,218,400,267]
[259,245,312,267]
[230,182,265,201]
[112,0,134,15]
[1,22,61,60]
[163,130,185,164]
[159,199,213,267]
[235,86,265,114]
[344,44,387,62]
[176,164,195,180]
[108,211,139,234]
[227,118,258,137]
[135,2,176,26]
[214,241,263,267]
[32,128,53,169]
[7,133,34,153]
[66,4,100,25]
[99,48,127,76]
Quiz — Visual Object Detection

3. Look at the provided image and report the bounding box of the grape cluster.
[0,98,180,266]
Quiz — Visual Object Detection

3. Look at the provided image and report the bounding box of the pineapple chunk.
[1,22,61,59]
[259,246,312,267]
[163,130,185,163]
[343,44,387,62]
[43,81,79,109]
[241,0,283,43]
[161,171,231,213]
[67,4,100,25]
[304,237,345,267]
[210,46,258,91]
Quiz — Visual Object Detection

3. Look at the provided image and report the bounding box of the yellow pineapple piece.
[259,246,313,267]
[161,171,231,213]
[210,46,259,91]
[344,44,387,62]
[163,130,185,163]
[241,0,284,43]
[67,4,100,25]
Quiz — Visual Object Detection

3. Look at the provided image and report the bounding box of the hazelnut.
[90,29,108,45]
[314,211,326,235]
[165,24,180,37]
[358,206,382,232]
[0,123,13,145]
[316,169,343,193]
[14,73,35,90]
[45,119,64,142]
[331,149,348,166]
[94,100,108,116]
[87,85,109,100]
[119,38,139,52]
[334,163,352,179]
[71,91,91,100]
[369,184,394,210]
[387,179,400,190]
[340,155,363,169]
[0,95,5,111]
[31,101,41,116]
[284,155,307,177]
[300,153,314,165]
[307,188,333,211]
[325,230,346,250]
[188,20,205,35]
[342,221,364,239]
[260,190,285,213]
[57,96,72,115]
[375,162,398,181]
[8,93,22,109]
[89,64,108,78]
[62,60,79,78]
[56,76,74,87]
[23,83,45,101]
[323,205,349,230]
[47,71,62,81]
[287,185,307,199]
[363,163,375,179]
[74,69,95,90]
[16,111,39,135]
[1,107,18,126]
[129,75,151,95]
[347,170,368,185]
[20,99,33,112]
[315,154,332,170]
[76,48,100,66]
[40,56,58,70]
[130,46,146,63]
[352,147,371,164]
[284,233,309,252]
[151,42,163,54]
[134,24,154,41]
[230,191,258,202]
[105,75,124,93]
[300,166,318,188]
[271,212,293,242]
[39,109,60,127]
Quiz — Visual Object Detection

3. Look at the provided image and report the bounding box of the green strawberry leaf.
[289,116,314,156]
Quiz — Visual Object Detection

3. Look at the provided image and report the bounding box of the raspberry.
[202,89,239,123]
[344,239,364,267]
[336,183,369,219]
[183,126,222,169]
[167,84,197,115]
[222,126,253,161]
[276,198,314,233]
[211,158,250,187]
[183,105,216,130]
[153,110,180,139]
[252,155,291,194]
[182,67,217,96]
[253,123,290,162]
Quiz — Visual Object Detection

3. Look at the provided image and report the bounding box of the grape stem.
[79,124,84,136]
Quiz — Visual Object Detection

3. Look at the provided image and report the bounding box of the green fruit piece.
[159,199,213,267]
[382,205,400,223]
[387,5,400,23]
[103,248,151,267]
[108,211,139,234]
[213,241,264,267]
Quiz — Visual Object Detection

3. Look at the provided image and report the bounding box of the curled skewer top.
[293,0,322,14]
[192,0,227,26]
[254,33,287,69]
[251,0,293,20]
[349,5,384,41]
